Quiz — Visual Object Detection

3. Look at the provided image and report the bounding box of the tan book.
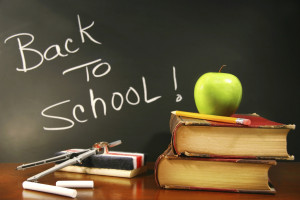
[155,145,276,194]
[170,113,295,160]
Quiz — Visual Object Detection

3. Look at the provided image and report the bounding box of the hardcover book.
[155,145,276,194]
[170,113,295,159]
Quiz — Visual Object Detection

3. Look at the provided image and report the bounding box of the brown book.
[155,145,277,194]
[170,113,295,160]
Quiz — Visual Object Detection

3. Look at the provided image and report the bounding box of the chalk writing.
[63,58,111,82]
[41,100,75,131]
[4,14,182,132]
[4,15,100,72]
[41,77,162,131]
[173,66,183,102]
[77,15,101,45]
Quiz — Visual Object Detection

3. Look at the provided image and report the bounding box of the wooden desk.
[0,162,299,200]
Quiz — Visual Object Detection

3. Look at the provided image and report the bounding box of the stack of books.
[154,113,295,194]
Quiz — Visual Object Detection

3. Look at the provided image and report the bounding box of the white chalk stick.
[22,181,77,198]
[56,180,94,188]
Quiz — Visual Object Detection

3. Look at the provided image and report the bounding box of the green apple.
[194,66,242,116]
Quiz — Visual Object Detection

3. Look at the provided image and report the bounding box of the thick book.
[155,145,276,194]
[55,149,147,178]
[170,113,295,160]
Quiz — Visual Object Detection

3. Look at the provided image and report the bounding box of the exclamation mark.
[173,66,183,102]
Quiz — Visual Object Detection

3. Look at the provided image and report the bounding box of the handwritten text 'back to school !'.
[4,15,182,131]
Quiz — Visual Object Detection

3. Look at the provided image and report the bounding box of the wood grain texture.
[0,162,299,200]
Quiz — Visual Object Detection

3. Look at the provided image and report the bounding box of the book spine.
[154,145,173,188]
[169,114,182,134]
[154,154,163,188]
[169,113,215,155]
[171,124,182,155]
[169,114,183,155]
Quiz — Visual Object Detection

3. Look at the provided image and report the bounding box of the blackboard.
[0,0,299,163]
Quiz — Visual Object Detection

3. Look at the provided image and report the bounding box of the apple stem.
[219,65,227,72]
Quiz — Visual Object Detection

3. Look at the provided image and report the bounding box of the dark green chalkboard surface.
[0,0,299,162]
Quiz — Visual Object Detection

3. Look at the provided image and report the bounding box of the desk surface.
[0,162,299,200]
